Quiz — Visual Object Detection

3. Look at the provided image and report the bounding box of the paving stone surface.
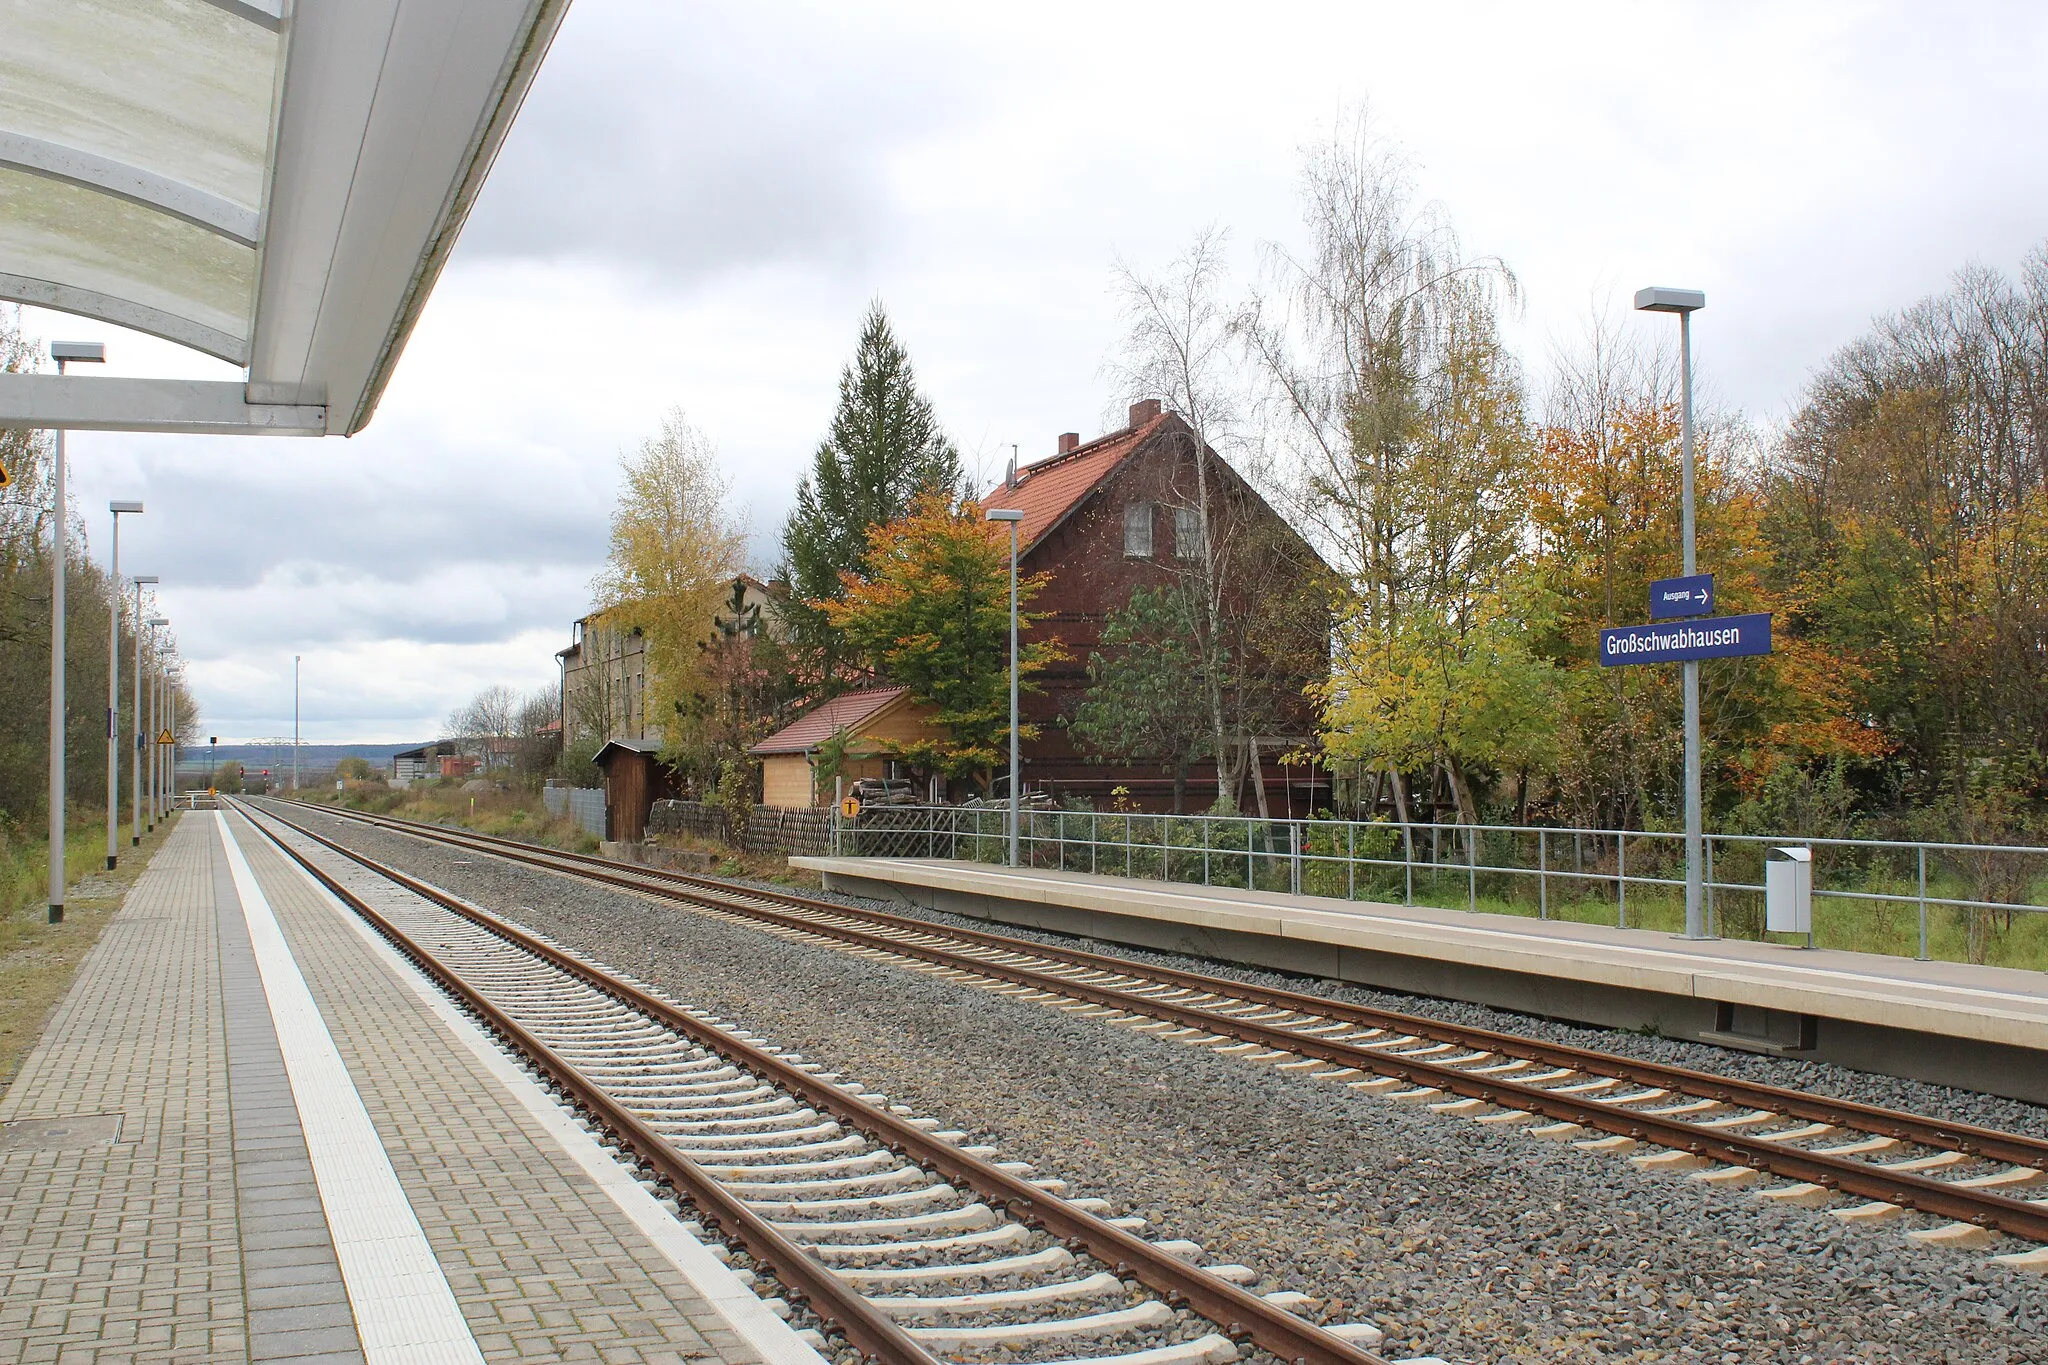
[3,811,772,1365]
[1,817,251,1364]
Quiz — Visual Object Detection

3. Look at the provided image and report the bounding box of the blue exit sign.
[1649,573,1715,619]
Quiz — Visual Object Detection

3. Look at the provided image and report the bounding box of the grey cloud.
[460,5,975,284]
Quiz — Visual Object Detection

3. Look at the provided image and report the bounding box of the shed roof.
[748,687,909,756]
[981,408,1169,552]
[594,737,662,767]
[0,0,570,436]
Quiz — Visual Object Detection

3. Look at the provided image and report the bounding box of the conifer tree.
[781,302,962,686]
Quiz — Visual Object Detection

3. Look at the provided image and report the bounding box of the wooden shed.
[593,738,670,842]
[748,686,946,808]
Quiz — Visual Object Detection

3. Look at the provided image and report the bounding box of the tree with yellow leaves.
[591,409,748,766]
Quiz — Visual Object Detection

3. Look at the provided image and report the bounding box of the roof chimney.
[1128,398,1162,428]
[1057,431,1079,455]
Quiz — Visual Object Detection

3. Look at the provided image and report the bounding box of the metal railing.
[832,805,2048,967]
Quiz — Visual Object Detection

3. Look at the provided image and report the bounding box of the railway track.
[265,798,2048,1274]
[232,800,1408,1365]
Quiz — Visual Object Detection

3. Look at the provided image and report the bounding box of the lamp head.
[50,341,106,363]
[132,574,158,586]
[110,499,144,514]
[1633,287,1705,314]
[985,508,1025,523]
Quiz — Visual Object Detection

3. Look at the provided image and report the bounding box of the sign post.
[1600,577,1773,940]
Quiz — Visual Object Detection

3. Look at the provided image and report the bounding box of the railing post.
[1247,819,1255,890]
[1538,828,1548,921]
[1347,819,1356,902]
[1125,812,1133,879]
[1290,822,1302,897]
[1917,844,1929,961]
[1403,820,1414,906]
[1202,816,1210,886]
[1704,835,1716,937]
[1616,831,1627,929]
[1466,822,1476,913]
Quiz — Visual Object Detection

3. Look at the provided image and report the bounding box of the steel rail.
[233,805,942,1365]
[298,800,2048,1177]
[241,800,1396,1365]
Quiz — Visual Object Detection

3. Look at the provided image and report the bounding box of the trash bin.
[1766,846,1813,936]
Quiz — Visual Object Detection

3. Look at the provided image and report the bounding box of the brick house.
[982,400,1331,814]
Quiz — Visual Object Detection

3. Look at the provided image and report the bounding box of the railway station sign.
[1649,573,1715,619]
[1599,613,1773,667]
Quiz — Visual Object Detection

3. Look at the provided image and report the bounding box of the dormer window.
[1123,502,1154,558]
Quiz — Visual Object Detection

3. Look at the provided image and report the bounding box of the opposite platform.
[2,812,824,1365]
[795,855,2048,1105]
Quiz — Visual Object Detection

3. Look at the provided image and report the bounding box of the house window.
[1174,506,1204,560]
[1123,502,1154,558]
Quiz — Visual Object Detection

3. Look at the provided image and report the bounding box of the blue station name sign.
[1649,572,1714,619]
[1599,612,1773,667]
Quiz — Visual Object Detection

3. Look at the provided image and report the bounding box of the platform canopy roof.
[0,0,571,436]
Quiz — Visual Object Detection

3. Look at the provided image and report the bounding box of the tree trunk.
[1172,763,1187,815]
[1247,735,1270,820]
[1387,765,1415,865]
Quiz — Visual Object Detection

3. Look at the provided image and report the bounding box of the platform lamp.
[145,615,169,827]
[1633,286,1708,940]
[46,340,105,924]
[105,502,144,869]
[985,507,1026,867]
[130,579,158,846]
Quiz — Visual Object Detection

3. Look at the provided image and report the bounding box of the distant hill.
[175,741,432,772]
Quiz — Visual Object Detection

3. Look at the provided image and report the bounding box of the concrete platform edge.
[797,857,2048,1107]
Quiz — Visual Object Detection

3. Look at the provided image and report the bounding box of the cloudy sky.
[28,1,2048,742]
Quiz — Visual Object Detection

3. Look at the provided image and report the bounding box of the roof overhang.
[0,0,572,436]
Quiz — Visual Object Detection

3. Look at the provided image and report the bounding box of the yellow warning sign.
[156,729,175,745]
[0,456,10,488]
[839,796,861,820]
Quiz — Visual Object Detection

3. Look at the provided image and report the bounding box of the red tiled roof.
[748,686,910,756]
[981,412,1169,552]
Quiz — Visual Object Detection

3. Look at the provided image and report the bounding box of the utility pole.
[293,655,301,791]
[132,582,156,846]
[105,502,142,869]
[985,506,1025,866]
[46,341,105,924]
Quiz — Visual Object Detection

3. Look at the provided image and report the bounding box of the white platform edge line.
[215,813,488,1365]
[253,811,829,1365]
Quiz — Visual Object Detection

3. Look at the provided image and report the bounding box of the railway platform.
[792,856,2048,1106]
[1,811,824,1365]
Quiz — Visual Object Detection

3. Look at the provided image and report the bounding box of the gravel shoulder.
[286,810,2048,1365]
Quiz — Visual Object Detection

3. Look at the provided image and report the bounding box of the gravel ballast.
[278,808,2048,1365]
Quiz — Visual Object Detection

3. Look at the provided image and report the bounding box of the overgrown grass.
[298,782,600,853]
[294,783,826,891]
[1,810,180,1097]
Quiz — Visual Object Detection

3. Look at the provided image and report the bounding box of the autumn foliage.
[823,491,1065,787]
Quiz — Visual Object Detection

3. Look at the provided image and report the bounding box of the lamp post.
[46,340,105,924]
[145,616,168,826]
[1633,286,1708,940]
[985,507,1025,867]
[105,501,143,869]
[131,580,157,846]
[293,654,301,791]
